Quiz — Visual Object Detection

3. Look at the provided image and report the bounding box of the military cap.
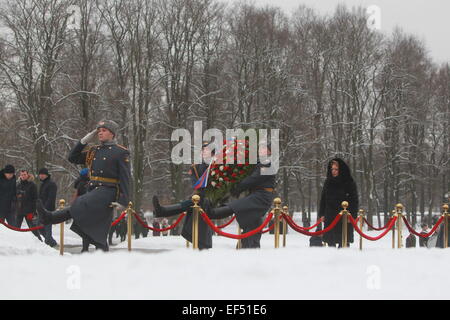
[96,120,119,137]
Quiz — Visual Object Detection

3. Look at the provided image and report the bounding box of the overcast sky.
[226,0,449,64]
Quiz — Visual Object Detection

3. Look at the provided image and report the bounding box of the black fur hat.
[3,164,15,174]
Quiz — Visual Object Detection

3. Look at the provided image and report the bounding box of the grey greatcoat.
[68,141,131,246]
[228,163,276,226]
[227,162,276,248]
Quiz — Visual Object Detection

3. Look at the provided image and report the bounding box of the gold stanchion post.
[358,209,365,251]
[396,204,404,249]
[236,226,242,250]
[282,206,288,247]
[186,240,190,248]
[273,198,282,249]
[391,210,396,249]
[341,201,349,248]
[59,199,65,256]
[443,204,449,249]
[192,195,200,250]
[127,202,133,252]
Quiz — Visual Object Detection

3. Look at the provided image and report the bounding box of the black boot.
[153,196,191,217]
[209,206,235,219]
[81,237,90,253]
[37,200,71,225]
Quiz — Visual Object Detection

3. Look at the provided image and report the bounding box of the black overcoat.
[0,171,16,220]
[39,176,57,211]
[318,158,359,246]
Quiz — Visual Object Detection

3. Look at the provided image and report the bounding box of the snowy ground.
[1,213,449,300]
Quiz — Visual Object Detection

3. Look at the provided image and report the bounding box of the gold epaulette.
[116,144,128,151]
[82,144,99,153]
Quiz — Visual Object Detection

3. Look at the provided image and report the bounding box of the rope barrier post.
[236,226,242,250]
[443,204,449,249]
[358,209,365,251]
[396,204,404,249]
[390,210,396,249]
[59,199,65,256]
[192,195,200,250]
[273,198,282,249]
[127,202,133,252]
[282,206,289,248]
[186,240,190,248]
[340,201,349,248]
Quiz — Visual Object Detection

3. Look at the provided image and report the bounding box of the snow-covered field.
[1,214,449,300]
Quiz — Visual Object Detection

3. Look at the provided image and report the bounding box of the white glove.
[80,129,98,144]
[110,202,125,211]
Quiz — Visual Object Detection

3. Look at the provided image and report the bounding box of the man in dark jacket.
[16,170,42,241]
[0,164,17,226]
[38,168,58,247]
[152,142,214,249]
[405,233,416,248]
[37,120,131,252]
[318,158,359,248]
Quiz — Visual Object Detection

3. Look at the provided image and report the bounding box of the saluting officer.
[37,120,131,252]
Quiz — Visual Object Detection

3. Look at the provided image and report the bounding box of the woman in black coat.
[0,165,17,226]
[318,158,359,247]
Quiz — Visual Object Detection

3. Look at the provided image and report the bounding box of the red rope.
[282,213,342,236]
[402,215,444,238]
[348,215,397,241]
[216,216,236,229]
[111,211,127,227]
[0,219,44,232]
[363,218,390,231]
[201,211,274,239]
[291,216,324,231]
[261,216,279,234]
[133,212,186,232]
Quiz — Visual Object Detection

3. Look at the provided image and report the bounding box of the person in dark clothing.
[309,222,324,247]
[152,219,161,237]
[16,170,42,241]
[73,168,89,199]
[37,120,131,253]
[152,142,215,249]
[38,168,58,247]
[405,233,416,248]
[153,141,277,249]
[419,224,429,247]
[0,164,17,226]
[318,158,359,248]
[436,220,449,248]
[207,142,277,249]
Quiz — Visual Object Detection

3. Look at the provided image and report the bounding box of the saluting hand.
[80,129,98,144]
